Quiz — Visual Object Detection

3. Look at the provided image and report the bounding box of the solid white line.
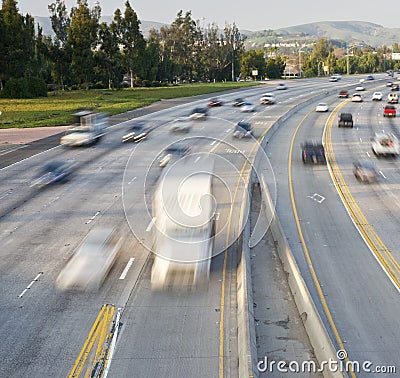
[119,258,135,280]
[146,217,156,232]
[103,307,122,378]
[85,211,101,224]
[0,145,60,171]
[0,145,28,156]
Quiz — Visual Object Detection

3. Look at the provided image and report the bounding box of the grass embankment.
[0,82,260,129]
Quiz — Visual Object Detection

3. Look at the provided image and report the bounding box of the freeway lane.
[265,79,400,376]
[0,76,374,377]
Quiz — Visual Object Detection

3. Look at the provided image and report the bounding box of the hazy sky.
[17,0,400,31]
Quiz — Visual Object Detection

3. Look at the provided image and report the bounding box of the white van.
[387,93,399,104]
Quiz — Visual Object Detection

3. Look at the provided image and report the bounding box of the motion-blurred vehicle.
[372,92,383,101]
[351,93,363,102]
[301,142,326,164]
[122,121,150,142]
[240,102,255,112]
[276,83,287,90]
[259,93,276,105]
[329,76,338,82]
[232,98,246,107]
[30,161,74,189]
[158,143,191,168]
[332,73,342,80]
[371,132,400,157]
[387,93,398,104]
[169,117,193,133]
[383,104,396,117]
[151,156,215,290]
[189,107,209,120]
[366,75,374,80]
[56,227,122,291]
[315,102,329,112]
[386,81,393,87]
[60,110,108,146]
[359,78,365,84]
[338,112,353,128]
[207,98,223,107]
[355,85,365,91]
[391,84,399,91]
[338,90,349,98]
[353,160,378,182]
[233,120,252,138]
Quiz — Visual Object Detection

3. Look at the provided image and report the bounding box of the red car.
[383,105,396,117]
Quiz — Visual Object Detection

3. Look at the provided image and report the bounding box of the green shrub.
[28,77,47,97]
[0,77,47,98]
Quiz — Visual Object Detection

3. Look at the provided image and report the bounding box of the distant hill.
[245,21,400,48]
[34,17,399,48]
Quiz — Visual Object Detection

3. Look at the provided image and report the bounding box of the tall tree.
[67,0,100,89]
[116,1,146,87]
[48,0,71,89]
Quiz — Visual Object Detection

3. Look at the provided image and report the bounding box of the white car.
[169,117,193,132]
[372,92,383,101]
[329,76,338,82]
[240,102,255,112]
[315,102,329,112]
[371,133,400,157]
[56,227,122,291]
[259,93,276,105]
[351,93,363,102]
[359,78,365,83]
[355,85,365,91]
[276,83,287,90]
[332,73,342,80]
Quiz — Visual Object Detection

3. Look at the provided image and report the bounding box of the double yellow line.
[68,304,115,378]
[324,106,400,289]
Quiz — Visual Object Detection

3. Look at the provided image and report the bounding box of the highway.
[0,75,399,377]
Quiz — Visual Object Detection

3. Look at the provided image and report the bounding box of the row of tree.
[1,0,399,97]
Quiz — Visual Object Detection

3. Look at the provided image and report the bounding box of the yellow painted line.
[69,304,115,378]
[288,109,356,378]
[324,103,400,289]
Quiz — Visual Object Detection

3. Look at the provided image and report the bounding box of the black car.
[233,120,252,138]
[31,161,74,188]
[232,98,246,107]
[338,113,353,128]
[207,98,223,107]
[301,142,326,164]
[159,144,191,167]
[122,121,151,142]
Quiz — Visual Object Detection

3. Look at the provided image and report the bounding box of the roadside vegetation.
[0,82,259,129]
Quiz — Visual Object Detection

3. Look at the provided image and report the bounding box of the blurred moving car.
[169,117,193,133]
[232,98,246,107]
[189,107,209,120]
[338,90,349,98]
[353,160,378,182]
[276,83,287,90]
[301,142,326,164]
[122,121,150,142]
[332,73,342,80]
[259,93,276,105]
[383,104,396,117]
[159,143,191,168]
[371,132,400,157]
[372,92,383,101]
[387,93,399,104]
[329,76,338,82]
[207,98,223,107]
[233,120,252,138]
[338,112,353,128]
[30,161,74,189]
[56,227,122,291]
[315,102,329,112]
[386,81,393,87]
[391,84,399,91]
[351,93,363,102]
[366,75,375,80]
[355,85,365,91]
[240,102,255,112]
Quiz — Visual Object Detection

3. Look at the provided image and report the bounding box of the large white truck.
[151,156,215,290]
[60,110,108,146]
